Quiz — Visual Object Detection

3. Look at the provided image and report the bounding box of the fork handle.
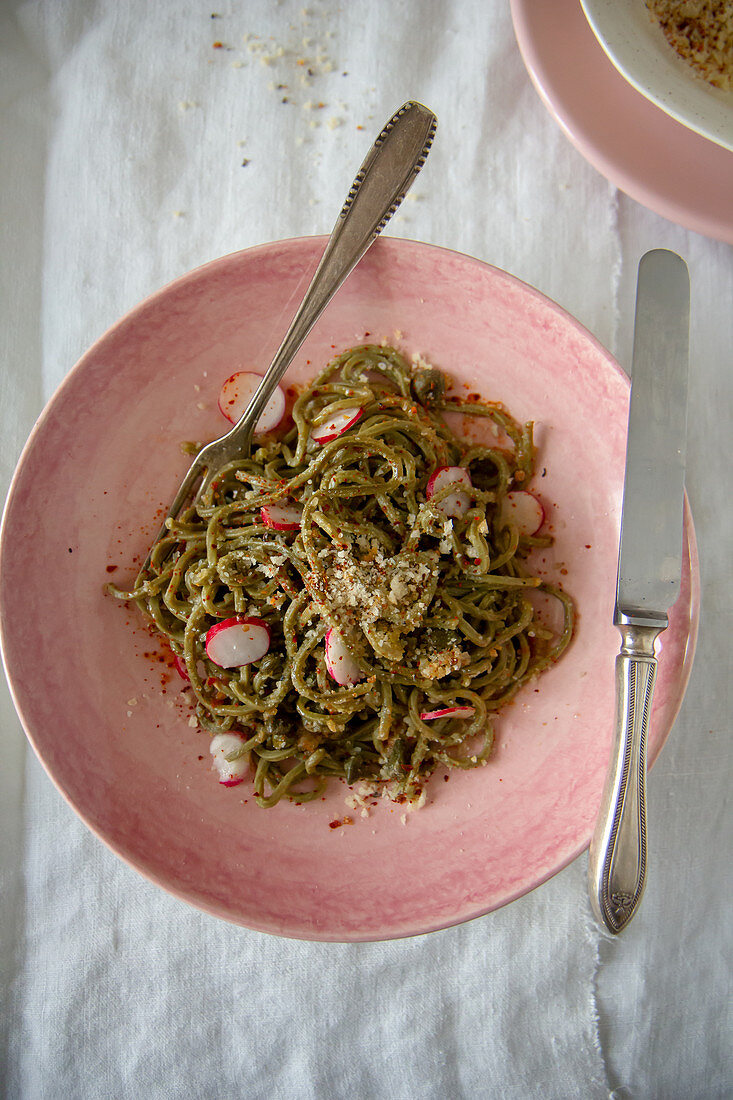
[222,101,437,453]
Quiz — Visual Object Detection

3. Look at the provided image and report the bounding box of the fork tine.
[139,454,208,576]
[168,456,207,520]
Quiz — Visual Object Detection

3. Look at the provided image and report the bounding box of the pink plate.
[0,238,699,941]
[510,0,733,244]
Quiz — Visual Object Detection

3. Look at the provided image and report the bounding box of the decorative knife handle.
[588,621,665,933]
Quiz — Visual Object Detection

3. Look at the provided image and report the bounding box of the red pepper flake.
[212,40,224,48]
[584,544,592,549]
[329,819,342,829]
[106,565,118,573]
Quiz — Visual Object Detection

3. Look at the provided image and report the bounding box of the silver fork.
[142,100,437,569]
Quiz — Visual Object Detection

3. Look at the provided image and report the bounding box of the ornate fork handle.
[588,619,665,933]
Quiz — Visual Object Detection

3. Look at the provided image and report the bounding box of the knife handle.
[588,621,664,933]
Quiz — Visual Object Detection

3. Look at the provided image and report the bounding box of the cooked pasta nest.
[111,344,575,807]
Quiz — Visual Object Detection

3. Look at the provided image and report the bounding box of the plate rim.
[579,0,733,153]
[510,0,733,245]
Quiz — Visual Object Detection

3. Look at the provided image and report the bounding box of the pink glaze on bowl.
[0,237,699,941]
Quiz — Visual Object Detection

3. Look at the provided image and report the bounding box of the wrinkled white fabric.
[1,2,730,1098]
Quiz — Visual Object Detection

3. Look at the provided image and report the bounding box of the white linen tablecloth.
[1,2,730,1097]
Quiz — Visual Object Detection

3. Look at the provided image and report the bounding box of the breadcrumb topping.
[307,546,439,660]
[647,0,733,89]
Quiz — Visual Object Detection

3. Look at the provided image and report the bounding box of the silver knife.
[588,249,690,934]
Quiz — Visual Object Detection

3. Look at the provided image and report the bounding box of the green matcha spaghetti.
[110,344,574,807]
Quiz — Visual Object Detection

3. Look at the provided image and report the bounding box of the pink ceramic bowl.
[0,237,698,941]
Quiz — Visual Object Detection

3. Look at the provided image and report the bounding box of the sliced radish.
[496,490,544,536]
[261,502,302,531]
[172,652,206,683]
[426,466,472,518]
[311,406,364,444]
[325,628,365,686]
[419,705,476,721]
[218,371,286,433]
[210,732,249,786]
[205,616,271,668]
[173,652,190,682]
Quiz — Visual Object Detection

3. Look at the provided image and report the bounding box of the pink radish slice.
[261,502,302,531]
[173,652,190,682]
[426,466,472,518]
[218,371,286,433]
[210,732,249,786]
[325,628,365,686]
[419,705,476,721]
[172,653,206,683]
[311,406,364,444]
[497,490,544,536]
[205,616,271,668]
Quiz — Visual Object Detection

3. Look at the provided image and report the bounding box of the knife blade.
[588,248,690,934]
